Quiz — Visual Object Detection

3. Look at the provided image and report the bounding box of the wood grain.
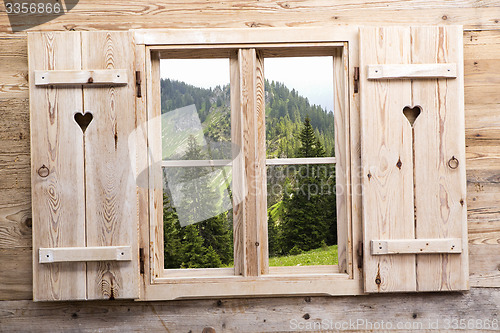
[1,15,500,303]
[2,1,500,32]
[1,288,499,332]
[367,63,457,79]
[230,51,245,276]
[34,69,128,86]
[333,45,351,275]
[39,246,132,263]
[412,26,468,291]
[82,31,138,300]
[239,48,260,277]
[360,26,416,293]
[371,238,462,255]
[28,31,86,301]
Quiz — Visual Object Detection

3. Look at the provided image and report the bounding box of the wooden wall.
[0,1,499,331]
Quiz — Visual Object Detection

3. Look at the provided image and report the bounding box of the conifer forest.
[161,78,337,269]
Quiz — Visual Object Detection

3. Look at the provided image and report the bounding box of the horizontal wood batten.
[266,157,336,165]
[34,70,128,86]
[371,239,462,255]
[134,27,358,45]
[367,63,457,79]
[161,159,232,167]
[39,246,132,263]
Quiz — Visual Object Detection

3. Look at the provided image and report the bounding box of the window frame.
[136,27,363,300]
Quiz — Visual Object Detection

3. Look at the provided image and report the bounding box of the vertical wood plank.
[360,27,416,292]
[333,45,350,274]
[230,51,245,276]
[147,50,164,281]
[28,32,86,301]
[255,51,268,275]
[82,32,138,299]
[135,43,149,298]
[412,26,468,291]
[239,49,259,277]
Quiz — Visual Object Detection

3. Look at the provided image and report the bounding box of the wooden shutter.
[360,26,468,292]
[29,32,138,301]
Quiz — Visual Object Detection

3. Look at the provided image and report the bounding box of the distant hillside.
[160,78,335,158]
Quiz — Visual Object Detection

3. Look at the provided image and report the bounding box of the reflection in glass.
[160,59,233,269]
[264,56,337,267]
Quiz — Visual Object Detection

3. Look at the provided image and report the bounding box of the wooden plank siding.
[0,288,499,332]
[0,0,498,329]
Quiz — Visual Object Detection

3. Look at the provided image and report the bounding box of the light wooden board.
[360,27,416,293]
[82,31,138,300]
[4,1,499,32]
[39,246,132,263]
[230,51,245,277]
[239,48,260,277]
[34,69,128,86]
[28,32,87,301]
[367,63,457,79]
[371,239,462,255]
[411,26,468,292]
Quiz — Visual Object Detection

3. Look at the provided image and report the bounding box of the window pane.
[264,57,335,158]
[267,164,337,266]
[265,57,337,267]
[163,166,233,269]
[160,59,231,161]
[160,58,233,269]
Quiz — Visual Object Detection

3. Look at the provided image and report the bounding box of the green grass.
[269,245,338,267]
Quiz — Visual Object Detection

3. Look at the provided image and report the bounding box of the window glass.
[160,59,234,269]
[264,57,337,267]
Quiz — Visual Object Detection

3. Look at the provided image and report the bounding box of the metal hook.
[448,156,459,169]
[37,165,50,178]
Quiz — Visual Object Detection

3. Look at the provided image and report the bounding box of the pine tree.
[177,135,232,267]
[279,117,336,253]
[163,195,183,269]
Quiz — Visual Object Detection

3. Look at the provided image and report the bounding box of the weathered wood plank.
[0,188,31,249]
[239,48,260,277]
[35,69,128,86]
[0,98,29,154]
[412,26,468,291]
[28,31,87,301]
[367,63,457,79]
[360,26,416,293]
[39,246,132,263]
[469,244,500,287]
[0,153,30,190]
[371,239,462,255]
[0,288,499,332]
[82,31,138,300]
[465,104,500,147]
[2,1,500,32]
[0,248,32,301]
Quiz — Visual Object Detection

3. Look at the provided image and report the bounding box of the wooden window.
[139,28,360,300]
[28,25,468,302]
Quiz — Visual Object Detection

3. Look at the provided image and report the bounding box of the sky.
[160,56,334,112]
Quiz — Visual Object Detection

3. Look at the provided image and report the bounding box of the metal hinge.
[139,247,145,274]
[136,71,142,98]
[353,67,359,94]
[357,241,363,269]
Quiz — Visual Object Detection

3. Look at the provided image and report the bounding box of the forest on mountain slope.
[161,78,336,269]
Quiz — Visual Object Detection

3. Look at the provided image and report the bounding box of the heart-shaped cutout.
[403,105,422,127]
[74,112,93,133]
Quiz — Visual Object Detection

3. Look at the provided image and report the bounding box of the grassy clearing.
[269,245,338,267]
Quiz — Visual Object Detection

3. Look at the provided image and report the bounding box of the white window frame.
[135,27,363,300]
